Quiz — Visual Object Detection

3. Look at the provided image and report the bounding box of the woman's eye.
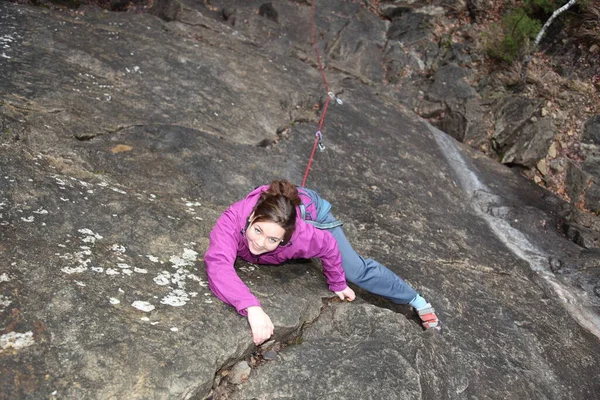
[254,227,261,234]
[269,238,278,244]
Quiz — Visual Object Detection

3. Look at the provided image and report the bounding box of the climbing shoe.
[416,304,440,330]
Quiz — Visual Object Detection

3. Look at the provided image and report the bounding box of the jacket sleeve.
[205,206,261,316]
[302,225,348,292]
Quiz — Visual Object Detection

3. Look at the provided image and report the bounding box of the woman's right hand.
[246,306,274,345]
[335,286,356,301]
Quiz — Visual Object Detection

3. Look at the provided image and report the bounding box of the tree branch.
[519,0,578,89]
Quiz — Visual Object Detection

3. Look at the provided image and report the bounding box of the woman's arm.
[309,228,355,301]
[303,226,350,293]
[205,208,274,344]
[205,207,261,316]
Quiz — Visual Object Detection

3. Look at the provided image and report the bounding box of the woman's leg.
[327,224,418,305]
[317,209,440,328]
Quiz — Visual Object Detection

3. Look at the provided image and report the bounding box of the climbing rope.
[300,0,342,188]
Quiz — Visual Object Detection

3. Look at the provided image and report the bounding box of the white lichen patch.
[56,237,206,309]
[61,264,88,274]
[151,249,206,307]
[78,247,92,256]
[75,281,86,287]
[109,297,120,305]
[169,248,198,268]
[153,272,170,286]
[0,295,12,312]
[77,179,92,188]
[20,216,34,223]
[111,187,127,194]
[131,301,154,312]
[160,289,190,307]
[0,331,34,351]
[182,249,198,263]
[52,176,67,186]
[171,270,187,288]
[60,245,92,274]
[33,208,48,215]
[125,66,142,74]
[203,292,213,303]
[170,327,179,332]
[184,200,202,214]
[0,34,15,45]
[0,273,10,282]
[111,244,126,254]
[187,273,208,287]
[78,229,103,244]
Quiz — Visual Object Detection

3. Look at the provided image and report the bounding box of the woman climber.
[205,179,440,345]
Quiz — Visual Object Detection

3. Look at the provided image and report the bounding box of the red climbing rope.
[301,0,332,188]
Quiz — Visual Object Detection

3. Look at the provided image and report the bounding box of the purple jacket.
[205,186,347,315]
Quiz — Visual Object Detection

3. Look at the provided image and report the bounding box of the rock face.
[425,63,484,145]
[578,115,600,212]
[491,94,562,170]
[228,303,425,400]
[1,1,600,399]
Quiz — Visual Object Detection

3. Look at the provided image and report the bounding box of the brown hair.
[251,180,301,242]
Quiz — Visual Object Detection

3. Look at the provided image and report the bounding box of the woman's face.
[246,219,285,255]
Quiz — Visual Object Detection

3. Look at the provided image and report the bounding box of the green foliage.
[439,33,453,52]
[484,9,542,64]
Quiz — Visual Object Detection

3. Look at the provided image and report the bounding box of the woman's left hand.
[334,286,356,301]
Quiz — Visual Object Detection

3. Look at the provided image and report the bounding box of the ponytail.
[265,180,301,206]
[252,180,301,242]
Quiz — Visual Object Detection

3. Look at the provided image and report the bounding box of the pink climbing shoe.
[416,304,441,330]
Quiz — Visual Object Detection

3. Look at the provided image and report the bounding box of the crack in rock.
[210,296,337,397]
